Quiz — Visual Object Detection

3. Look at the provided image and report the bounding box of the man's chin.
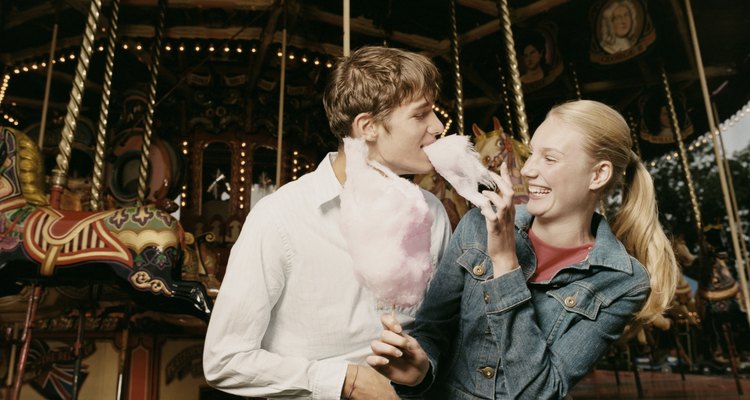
[413,166,435,176]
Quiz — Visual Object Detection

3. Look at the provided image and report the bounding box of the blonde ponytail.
[612,158,680,321]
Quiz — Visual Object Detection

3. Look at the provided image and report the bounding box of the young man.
[203,46,452,399]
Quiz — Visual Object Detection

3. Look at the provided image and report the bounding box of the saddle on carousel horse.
[0,126,211,321]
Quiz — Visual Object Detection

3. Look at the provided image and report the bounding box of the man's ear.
[352,113,378,142]
[590,160,613,191]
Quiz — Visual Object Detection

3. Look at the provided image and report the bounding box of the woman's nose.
[520,157,535,177]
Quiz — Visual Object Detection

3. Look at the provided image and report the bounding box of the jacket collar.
[515,205,634,275]
[311,152,344,208]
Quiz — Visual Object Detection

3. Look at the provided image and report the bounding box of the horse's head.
[472,117,530,203]
[0,127,47,207]
[472,117,506,173]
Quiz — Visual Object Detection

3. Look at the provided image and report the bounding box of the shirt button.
[483,292,490,303]
[472,264,485,276]
[479,366,495,378]
[564,296,577,308]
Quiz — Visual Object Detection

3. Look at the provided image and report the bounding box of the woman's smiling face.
[520,116,598,221]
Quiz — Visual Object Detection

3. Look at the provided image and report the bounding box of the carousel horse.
[693,249,746,388]
[669,235,701,326]
[0,126,212,322]
[472,117,530,203]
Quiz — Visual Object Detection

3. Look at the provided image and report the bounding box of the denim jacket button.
[564,296,577,308]
[478,366,495,378]
[483,292,490,304]
[472,265,485,276]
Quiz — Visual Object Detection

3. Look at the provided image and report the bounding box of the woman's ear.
[352,113,378,142]
[590,160,613,191]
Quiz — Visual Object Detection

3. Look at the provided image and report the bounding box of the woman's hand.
[366,314,430,386]
[479,162,519,278]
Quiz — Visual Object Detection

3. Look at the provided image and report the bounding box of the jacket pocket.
[457,248,493,282]
[547,283,603,320]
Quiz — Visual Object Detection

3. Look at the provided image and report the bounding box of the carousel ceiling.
[1,0,749,162]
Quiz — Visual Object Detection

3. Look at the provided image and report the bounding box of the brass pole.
[569,62,582,100]
[684,0,750,322]
[449,0,465,136]
[275,24,287,188]
[627,113,642,157]
[343,0,350,56]
[91,0,121,211]
[498,63,514,135]
[660,65,703,238]
[137,0,167,204]
[11,285,42,400]
[712,102,750,291]
[495,0,529,143]
[38,21,59,149]
[52,0,103,207]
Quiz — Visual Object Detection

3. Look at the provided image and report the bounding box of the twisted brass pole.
[495,0,528,144]
[660,65,702,235]
[137,0,167,204]
[449,0,464,136]
[627,112,641,156]
[569,62,582,100]
[90,0,121,211]
[498,63,514,135]
[52,0,102,206]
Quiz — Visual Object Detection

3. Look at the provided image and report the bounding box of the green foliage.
[648,138,750,248]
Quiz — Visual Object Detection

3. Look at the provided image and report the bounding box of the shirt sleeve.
[202,197,347,399]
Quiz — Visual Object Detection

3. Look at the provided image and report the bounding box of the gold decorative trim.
[114,230,180,254]
[130,270,173,296]
[40,245,62,277]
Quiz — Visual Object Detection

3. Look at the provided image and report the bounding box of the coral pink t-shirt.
[529,229,594,283]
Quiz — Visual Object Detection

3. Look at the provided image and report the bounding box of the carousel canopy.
[0,0,748,161]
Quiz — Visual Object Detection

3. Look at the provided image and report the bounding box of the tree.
[645,138,750,254]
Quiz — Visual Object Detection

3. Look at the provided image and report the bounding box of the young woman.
[367,100,679,399]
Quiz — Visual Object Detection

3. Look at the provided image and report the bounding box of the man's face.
[367,97,444,175]
[612,5,632,38]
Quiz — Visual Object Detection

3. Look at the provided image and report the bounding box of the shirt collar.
[515,205,634,274]
[311,152,344,208]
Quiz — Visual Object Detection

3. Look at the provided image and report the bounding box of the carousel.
[0,0,749,399]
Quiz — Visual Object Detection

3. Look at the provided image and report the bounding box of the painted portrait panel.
[590,0,656,64]
[516,22,563,93]
[639,91,694,144]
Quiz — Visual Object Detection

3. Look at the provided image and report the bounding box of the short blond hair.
[323,46,441,141]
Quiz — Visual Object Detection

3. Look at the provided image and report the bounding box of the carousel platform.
[570,370,750,399]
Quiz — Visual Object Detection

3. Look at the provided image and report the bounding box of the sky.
[719,100,750,158]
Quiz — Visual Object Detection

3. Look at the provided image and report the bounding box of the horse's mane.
[10,128,48,206]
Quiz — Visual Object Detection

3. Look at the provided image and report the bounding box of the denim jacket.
[396,206,651,400]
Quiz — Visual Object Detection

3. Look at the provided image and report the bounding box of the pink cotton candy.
[423,135,495,209]
[339,137,433,308]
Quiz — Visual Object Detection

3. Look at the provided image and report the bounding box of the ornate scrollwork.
[130,270,173,296]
